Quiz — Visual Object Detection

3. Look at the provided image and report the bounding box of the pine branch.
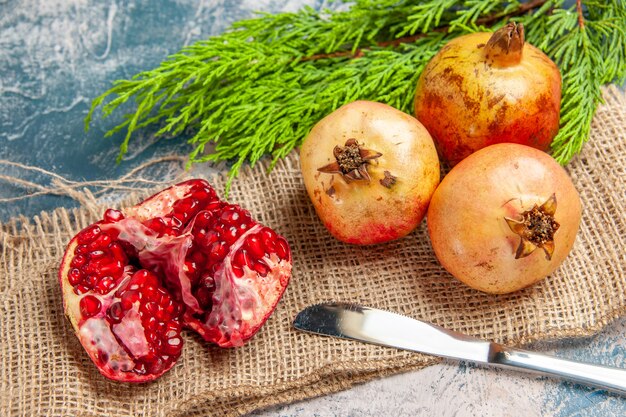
[523,0,626,163]
[86,0,626,192]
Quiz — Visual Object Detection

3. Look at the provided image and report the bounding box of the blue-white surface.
[1,1,624,416]
[0,0,335,220]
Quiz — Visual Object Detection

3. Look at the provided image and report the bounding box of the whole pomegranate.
[59,179,292,382]
[300,100,440,245]
[414,22,561,166]
[427,144,581,294]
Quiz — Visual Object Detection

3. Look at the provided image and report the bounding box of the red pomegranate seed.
[74,284,89,295]
[154,288,169,305]
[107,302,123,323]
[71,254,87,268]
[155,308,168,322]
[80,295,102,318]
[195,285,212,308]
[261,228,277,252]
[191,189,209,201]
[234,249,251,270]
[148,358,165,374]
[158,291,172,307]
[89,250,106,259]
[144,217,166,235]
[84,274,99,288]
[133,270,159,287]
[232,264,244,278]
[164,301,180,318]
[197,230,218,248]
[103,208,124,223]
[204,201,224,212]
[143,301,160,317]
[75,244,89,255]
[253,260,270,277]
[170,215,183,229]
[164,337,183,355]
[222,226,239,245]
[121,290,141,310]
[99,260,124,279]
[194,228,207,244]
[77,225,101,245]
[246,235,266,259]
[95,276,115,294]
[183,260,198,277]
[275,237,289,260]
[68,268,83,286]
[142,285,159,302]
[209,241,227,263]
[193,211,213,228]
[192,190,212,204]
[129,270,147,285]
[145,316,158,332]
[173,199,192,215]
[145,332,159,346]
[173,197,199,219]
[155,321,166,335]
[165,324,180,339]
[89,233,112,250]
[108,242,128,264]
[189,250,206,266]
[84,257,114,274]
[221,208,239,223]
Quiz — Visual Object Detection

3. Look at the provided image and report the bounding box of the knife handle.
[491,345,626,395]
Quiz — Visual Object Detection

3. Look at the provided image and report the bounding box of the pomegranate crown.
[484,22,525,67]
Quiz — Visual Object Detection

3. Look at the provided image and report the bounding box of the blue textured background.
[0,0,335,220]
[1,1,624,416]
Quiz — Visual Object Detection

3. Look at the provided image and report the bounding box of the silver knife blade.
[294,302,495,363]
[294,302,626,395]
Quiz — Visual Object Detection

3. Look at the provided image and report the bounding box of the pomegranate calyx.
[484,22,524,67]
[505,193,560,260]
[317,138,382,182]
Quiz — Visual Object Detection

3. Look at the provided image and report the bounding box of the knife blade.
[294,302,626,395]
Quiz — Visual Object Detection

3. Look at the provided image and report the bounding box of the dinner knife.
[293,302,626,395]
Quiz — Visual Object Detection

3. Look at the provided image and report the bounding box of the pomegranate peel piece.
[59,179,292,382]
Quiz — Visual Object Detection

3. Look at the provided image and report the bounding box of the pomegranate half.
[59,179,292,382]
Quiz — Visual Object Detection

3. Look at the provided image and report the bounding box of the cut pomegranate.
[59,179,292,382]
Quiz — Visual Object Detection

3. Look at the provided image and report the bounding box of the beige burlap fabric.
[1,87,625,416]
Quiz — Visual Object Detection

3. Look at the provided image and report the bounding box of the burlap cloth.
[1,86,625,416]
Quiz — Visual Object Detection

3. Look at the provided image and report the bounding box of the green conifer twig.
[86,0,626,192]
